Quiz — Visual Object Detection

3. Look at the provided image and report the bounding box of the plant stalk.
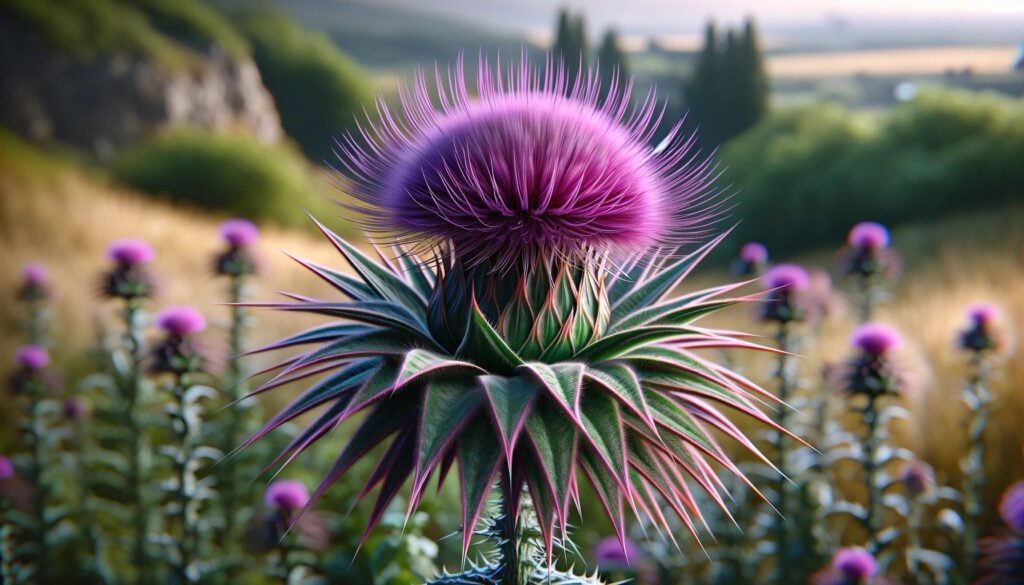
[772,322,793,584]
[961,350,989,580]
[862,394,881,553]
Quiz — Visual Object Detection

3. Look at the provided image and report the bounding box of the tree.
[597,28,629,104]
[553,7,588,86]
[685,17,769,147]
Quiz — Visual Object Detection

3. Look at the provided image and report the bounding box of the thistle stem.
[0,500,14,585]
[862,394,881,553]
[772,323,793,584]
[25,298,45,346]
[499,487,523,585]
[961,350,989,579]
[220,274,249,542]
[857,273,874,324]
[121,299,154,585]
[907,497,923,580]
[167,371,203,584]
[21,378,51,585]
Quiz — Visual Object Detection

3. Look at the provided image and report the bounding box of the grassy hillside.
[1,132,1022,508]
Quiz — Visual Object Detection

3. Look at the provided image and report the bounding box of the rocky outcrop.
[0,18,282,159]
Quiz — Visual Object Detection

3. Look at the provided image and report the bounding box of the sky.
[380,0,1024,36]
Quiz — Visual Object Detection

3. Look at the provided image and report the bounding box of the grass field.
[767,45,1020,78]
[1,136,1022,510]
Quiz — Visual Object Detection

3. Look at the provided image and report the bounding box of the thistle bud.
[102,238,155,300]
[842,221,895,279]
[732,242,768,276]
[843,323,903,396]
[215,219,259,277]
[152,306,206,375]
[958,302,1004,353]
[18,263,50,301]
[759,263,809,324]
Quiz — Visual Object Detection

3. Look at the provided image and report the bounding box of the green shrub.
[720,89,1024,256]
[237,11,374,161]
[111,130,331,228]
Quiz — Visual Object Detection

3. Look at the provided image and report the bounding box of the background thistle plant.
[245,56,786,584]
[841,222,895,324]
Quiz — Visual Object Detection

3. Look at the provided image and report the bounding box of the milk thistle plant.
[247,57,786,584]
[212,218,261,547]
[956,302,1003,578]
[840,222,894,324]
[153,306,216,584]
[18,264,50,345]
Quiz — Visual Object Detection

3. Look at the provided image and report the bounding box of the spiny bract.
[245,56,785,574]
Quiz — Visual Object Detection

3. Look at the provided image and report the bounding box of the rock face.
[0,19,283,159]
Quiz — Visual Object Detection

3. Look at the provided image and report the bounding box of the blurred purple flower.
[15,345,50,370]
[851,323,902,356]
[740,242,769,264]
[959,302,1004,353]
[999,481,1024,533]
[759,263,809,323]
[848,222,889,250]
[763,263,810,291]
[835,547,876,580]
[156,306,207,337]
[63,397,92,421]
[594,537,639,568]
[0,456,13,480]
[22,263,48,286]
[901,461,934,496]
[106,238,155,266]
[219,219,259,248]
[265,479,309,512]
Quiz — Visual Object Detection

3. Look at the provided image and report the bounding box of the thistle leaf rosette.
[247,57,786,567]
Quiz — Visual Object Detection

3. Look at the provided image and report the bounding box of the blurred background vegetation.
[1,0,1022,583]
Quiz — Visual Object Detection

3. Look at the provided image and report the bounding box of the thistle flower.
[102,238,155,299]
[0,456,12,480]
[844,324,903,397]
[62,397,92,421]
[900,460,934,497]
[152,306,206,375]
[18,263,50,301]
[841,222,897,280]
[249,56,782,577]
[810,548,887,585]
[976,482,1024,585]
[594,537,639,568]
[759,263,809,323]
[958,302,1004,353]
[732,242,768,276]
[264,480,309,513]
[15,345,50,370]
[215,219,260,277]
[999,481,1024,534]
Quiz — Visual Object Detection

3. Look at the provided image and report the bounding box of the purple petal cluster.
[22,263,48,286]
[264,479,309,511]
[156,306,206,337]
[763,263,810,292]
[848,222,890,250]
[851,323,902,356]
[739,242,768,264]
[219,219,259,248]
[63,397,92,421]
[959,302,1004,353]
[901,460,935,496]
[107,238,155,266]
[968,302,1001,326]
[0,455,13,480]
[594,537,639,568]
[16,345,50,370]
[834,547,877,580]
[336,56,723,267]
[999,481,1024,533]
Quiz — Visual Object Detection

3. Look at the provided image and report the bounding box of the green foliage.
[721,89,1024,255]
[596,29,629,104]
[111,130,328,228]
[686,18,769,146]
[236,11,374,161]
[0,0,248,68]
[553,8,589,84]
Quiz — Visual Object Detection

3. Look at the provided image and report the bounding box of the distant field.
[767,45,1019,78]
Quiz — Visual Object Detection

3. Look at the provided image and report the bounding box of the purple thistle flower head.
[219,219,259,248]
[763,263,810,292]
[594,537,640,568]
[155,306,206,337]
[851,323,902,356]
[901,461,935,496]
[834,547,877,581]
[739,242,768,265]
[968,303,1000,327]
[337,55,723,268]
[106,238,155,266]
[0,456,13,480]
[848,222,889,250]
[22,263,48,286]
[999,481,1024,533]
[265,479,309,511]
[15,345,50,370]
[63,397,92,421]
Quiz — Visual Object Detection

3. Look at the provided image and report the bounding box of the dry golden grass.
[767,46,1018,78]
[1,143,1022,509]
